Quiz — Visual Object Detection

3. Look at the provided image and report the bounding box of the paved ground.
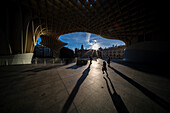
[0,59,170,113]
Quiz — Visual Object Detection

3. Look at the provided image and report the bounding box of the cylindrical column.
[124,41,170,64]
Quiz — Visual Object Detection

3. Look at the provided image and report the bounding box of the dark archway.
[0,0,169,65]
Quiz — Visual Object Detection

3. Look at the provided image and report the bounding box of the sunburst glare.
[92,43,100,50]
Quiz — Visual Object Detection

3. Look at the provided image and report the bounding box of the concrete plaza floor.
[0,59,170,113]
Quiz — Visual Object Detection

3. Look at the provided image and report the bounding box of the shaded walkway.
[23,65,62,72]
[61,64,91,113]
[103,74,129,113]
[109,66,170,112]
[0,60,170,113]
[66,65,82,69]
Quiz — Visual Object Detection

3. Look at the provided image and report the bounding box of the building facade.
[33,45,53,58]
[75,45,97,58]
[101,45,126,59]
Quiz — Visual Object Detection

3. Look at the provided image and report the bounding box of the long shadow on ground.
[61,63,91,113]
[103,74,129,113]
[22,65,61,72]
[0,65,62,79]
[109,66,170,112]
[66,64,83,69]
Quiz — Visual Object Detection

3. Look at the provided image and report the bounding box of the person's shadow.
[103,73,129,113]
[61,63,91,113]
[109,66,170,112]
[66,64,82,69]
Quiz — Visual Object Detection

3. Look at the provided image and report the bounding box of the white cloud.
[86,33,93,45]
[59,32,125,50]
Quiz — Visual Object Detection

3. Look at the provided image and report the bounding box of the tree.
[59,47,74,58]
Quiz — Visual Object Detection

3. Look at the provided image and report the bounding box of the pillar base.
[123,41,170,64]
[0,53,33,66]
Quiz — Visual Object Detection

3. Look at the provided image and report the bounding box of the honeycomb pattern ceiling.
[18,0,167,46]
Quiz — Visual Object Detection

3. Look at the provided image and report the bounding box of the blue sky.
[59,32,125,50]
[37,32,125,50]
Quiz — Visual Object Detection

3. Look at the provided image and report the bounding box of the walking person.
[107,56,111,67]
[102,61,107,74]
[90,56,92,64]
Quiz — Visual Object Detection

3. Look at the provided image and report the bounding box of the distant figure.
[90,56,92,64]
[107,56,111,67]
[102,61,107,74]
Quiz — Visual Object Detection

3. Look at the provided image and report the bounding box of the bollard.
[35,59,37,64]
[44,59,46,64]
[53,59,54,64]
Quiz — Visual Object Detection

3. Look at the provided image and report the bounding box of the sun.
[92,43,99,50]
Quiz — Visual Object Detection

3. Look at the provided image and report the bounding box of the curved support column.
[124,41,170,64]
[0,53,33,66]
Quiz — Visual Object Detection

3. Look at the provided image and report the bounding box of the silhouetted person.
[90,56,92,64]
[107,56,111,67]
[102,61,107,74]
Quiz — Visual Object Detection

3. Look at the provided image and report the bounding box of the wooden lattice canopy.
[1,0,169,54]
